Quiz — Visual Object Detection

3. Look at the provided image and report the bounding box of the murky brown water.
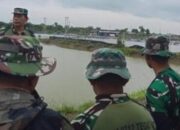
[37,44,180,106]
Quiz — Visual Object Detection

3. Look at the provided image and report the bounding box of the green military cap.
[86,48,131,80]
[141,36,174,57]
[0,36,56,76]
[13,8,28,15]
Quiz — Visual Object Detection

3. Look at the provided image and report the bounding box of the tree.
[53,22,64,33]
[145,29,150,35]
[54,22,58,27]
[86,26,93,33]
[0,22,6,28]
[139,26,145,34]
[131,28,139,34]
[120,28,128,34]
[96,27,101,31]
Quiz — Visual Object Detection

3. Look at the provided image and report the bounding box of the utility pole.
[65,17,70,35]
[43,17,47,33]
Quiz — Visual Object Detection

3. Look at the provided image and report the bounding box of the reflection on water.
[37,44,180,106]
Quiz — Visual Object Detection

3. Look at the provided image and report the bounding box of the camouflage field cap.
[86,48,131,80]
[13,8,28,15]
[142,36,174,57]
[0,36,56,76]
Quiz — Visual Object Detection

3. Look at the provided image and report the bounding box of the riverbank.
[41,38,180,65]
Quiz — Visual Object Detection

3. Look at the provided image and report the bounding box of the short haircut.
[147,55,169,64]
[89,73,128,87]
[24,15,28,19]
[0,71,28,83]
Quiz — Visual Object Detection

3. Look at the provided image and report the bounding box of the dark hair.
[0,71,39,92]
[89,73,128,87]
[147,55,169,64]
[0,71,28,82]
[24,15,28,19]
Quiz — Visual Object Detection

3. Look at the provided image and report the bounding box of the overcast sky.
[1,0,180,34]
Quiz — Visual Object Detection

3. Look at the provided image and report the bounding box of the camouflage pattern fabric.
[0,36,56,76]
[146,67,180,113]
[142,36,174,57]
[13,8,28,15]
[1,27,34,37]
[86,48,130,80]
[0,89,74,130]
[0,27,7,36]
[71,94,156,130]
[0,89,46,130]
[146,67,180,128]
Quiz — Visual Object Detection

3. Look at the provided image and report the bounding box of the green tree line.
[0,21,151,37]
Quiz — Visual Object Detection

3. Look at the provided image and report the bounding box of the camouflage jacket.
[0,26,34,37]
[0,89,73,130]
[71,93,156,130]
[146,67,180,130]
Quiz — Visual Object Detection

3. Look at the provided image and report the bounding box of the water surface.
[36,44,180,106]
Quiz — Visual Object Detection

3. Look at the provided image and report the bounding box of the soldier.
[71,48,156,130]
[0,7,34,36]
[0,36,73,130]
[142,36,180,130]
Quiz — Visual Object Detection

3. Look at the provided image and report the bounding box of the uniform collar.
[12,27,26,35]
[95,93,129,103]
[157,67,171,76]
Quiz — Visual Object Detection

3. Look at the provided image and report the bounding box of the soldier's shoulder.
[0,27,6,35]
[29,108,74,130]
[151,77,166,87]
[0,26,6,30]
[25,28,35,37]
[0,26,11,36]
[147,78,168,99]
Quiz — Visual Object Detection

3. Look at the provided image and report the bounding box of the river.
[36,44,180,107]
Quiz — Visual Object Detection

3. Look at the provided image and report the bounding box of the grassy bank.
[41,38,122,51]
[41,38,180,65]
[41,38,143,57]
[54,90,146,120]
[171,53,180,65]
[55,101,94,120]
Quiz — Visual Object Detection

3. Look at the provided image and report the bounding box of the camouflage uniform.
[142,36,180,130]
[71,48,156,130]
[0,8,34,37]
[0,27,34,36]
[0,36,74,130]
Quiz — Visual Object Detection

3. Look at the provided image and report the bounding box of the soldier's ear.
[27,76,39,90]
[24,15,28,20]
[145,55,149,60]
[89,80,95,86]
[145,55,151,61]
